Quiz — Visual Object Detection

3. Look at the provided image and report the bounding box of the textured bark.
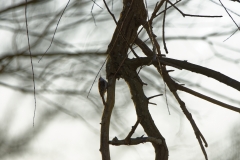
[122,67,169,160]
[100,75,116,160]
[100,0,169,159]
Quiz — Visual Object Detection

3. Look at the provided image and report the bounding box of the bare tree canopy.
[0,0,240,160]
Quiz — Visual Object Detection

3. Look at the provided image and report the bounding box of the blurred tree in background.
[0,0,239,160]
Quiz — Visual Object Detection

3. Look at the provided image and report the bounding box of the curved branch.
[123,66,168,160]
[160,58,240,92]
[128,55,240,93]
[100,75,116,160]
[177,84,240,113]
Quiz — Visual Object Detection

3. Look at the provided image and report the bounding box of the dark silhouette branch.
[167,0,222,18]
[162,1,168,53]
[2,0,240,159]
[219,0,240,30]
[149,0,166,22]
[124,117,143,144]
[172,92,208,160]
[89,0,137,99]
[109,136,162,146]
[177,84,240,113]
[156,0,182,17]
[102,0,169,159]
[130,55,240,93]
[103,0,117,24]
[147,94,163,100]
[99,75,116,160]
[160,58,240,92]
[123,67,168,160]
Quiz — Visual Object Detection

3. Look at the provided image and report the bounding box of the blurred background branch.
[0,0,239,159]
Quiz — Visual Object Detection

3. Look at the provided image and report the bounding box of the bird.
[98,76,108,105]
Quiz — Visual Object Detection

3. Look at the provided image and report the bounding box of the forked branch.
[124,117,143,144]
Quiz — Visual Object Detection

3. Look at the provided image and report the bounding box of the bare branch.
[109,136,162,146]
[25,0,36,127]
[172,92,208,160]
[156,0,182,17]
[149,102,157,105]
[219,0,240,30]
[91,0,103,9]
[210,0,240,17]
[124,117,143,144]
[129,55,240,113]
[167,0,222,18]
[162,1,168,53]
[100,76,116,160]
[149,0,166,22]
[38,0,70,62]
[177,84,240,113]
[223,28,238,42]
[230,0,240,2]
[159,58,240,92]
[147,94,163,100]
[103,0,117,24]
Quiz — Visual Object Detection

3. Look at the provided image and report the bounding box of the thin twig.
[219,0,240,29]
[38,0,70,63]
[223,28,238,42]
[162,1,168,53]
[103,0,117,23]
[91,0,97,26]
[210,0,240,17]
[156,0,182,17]
[144,0,160,55]
[149,0,166,22]
[147,94,163,100]
[164,82,170,115]
[207,0,240,61]
[87,57,107,98]
[143,1,164,79]
[183,14,222,18]
[91,0,103,9]
[167,0,222,18]
[149,102,157,105]
[144,1,172,116]
[25,0,36,127]
[173,92,208,160]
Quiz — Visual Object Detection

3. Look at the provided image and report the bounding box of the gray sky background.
[0,0,239,159]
